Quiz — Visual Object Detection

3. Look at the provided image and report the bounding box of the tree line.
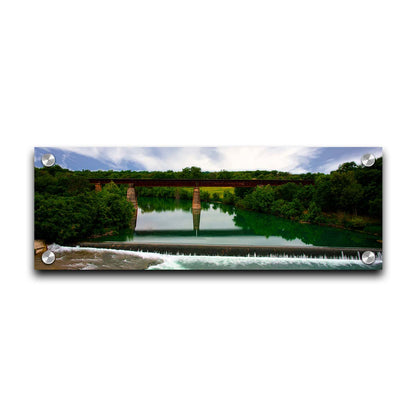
[35,166,134,244]
[133,158,382,231]
[229,157,382,226]
[34,157,382,244]
[75,165,314,181]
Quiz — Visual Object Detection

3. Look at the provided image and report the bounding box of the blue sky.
[34,146,382,174]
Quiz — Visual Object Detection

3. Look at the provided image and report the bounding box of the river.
[58,197,382,271]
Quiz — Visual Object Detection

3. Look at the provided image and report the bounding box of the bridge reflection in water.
[129,196,382,249]
[134,198,254,238]
[90,178,314,230]
[138,207,263,237]
[136,204,228,238]
[90,180,381,249]
[192,208,201,236]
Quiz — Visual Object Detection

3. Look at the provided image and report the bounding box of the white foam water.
[140,251,382,270]
[47,244,382,271]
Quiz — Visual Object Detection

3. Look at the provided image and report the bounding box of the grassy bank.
[183,186,234,199]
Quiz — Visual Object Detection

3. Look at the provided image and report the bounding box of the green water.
[98,197,381,249]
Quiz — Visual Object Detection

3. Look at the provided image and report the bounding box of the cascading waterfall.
[47,244,382,271]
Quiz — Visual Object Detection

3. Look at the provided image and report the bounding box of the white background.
[1,1,415,415]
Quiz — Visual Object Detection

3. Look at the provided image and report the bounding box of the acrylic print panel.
[34,146,383,271]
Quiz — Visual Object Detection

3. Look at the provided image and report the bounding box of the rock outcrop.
[34,240,47,255]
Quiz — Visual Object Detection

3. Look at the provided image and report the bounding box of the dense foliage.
[35,157,382,243]
[233,159,382,230]
[35,166,134,244]
[72,165,312,181]
[235,158,382,229]
[128,158,382,229]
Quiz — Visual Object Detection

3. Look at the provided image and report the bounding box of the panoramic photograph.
[34,146,382,271]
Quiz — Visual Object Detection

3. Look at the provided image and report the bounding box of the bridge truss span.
[89,178,314,188]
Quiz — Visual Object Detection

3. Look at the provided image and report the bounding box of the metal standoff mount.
[41,250,56,265]
[361,250,376,265]
[361,153,375,167]
[41,153,56,167]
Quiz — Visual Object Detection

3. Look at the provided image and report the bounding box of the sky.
[34,146,383,174]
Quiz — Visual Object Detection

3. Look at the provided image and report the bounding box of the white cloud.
[216,146,321,173]
[59,146,322,173]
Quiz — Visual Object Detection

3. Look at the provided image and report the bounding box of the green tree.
[304,201,322,224]
[330,171,364,215]
[234,187,253,199]
[222,190,236,205]
[275,182,300,201]
[180,166,202,178]
[337,161,358,172]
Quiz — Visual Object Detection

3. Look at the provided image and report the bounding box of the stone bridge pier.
[192,187,201,209]
[126,183,138,228]
[192,187,201,236]
[126,183,138,209]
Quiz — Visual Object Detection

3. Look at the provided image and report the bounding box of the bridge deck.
[89,179,314,187]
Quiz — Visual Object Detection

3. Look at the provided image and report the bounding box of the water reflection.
[192,208,201,235]
[138,197,210,213]
[127,197,382,248]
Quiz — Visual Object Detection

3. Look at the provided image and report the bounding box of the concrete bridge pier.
[127,183,138,228]
[192,187,201,209]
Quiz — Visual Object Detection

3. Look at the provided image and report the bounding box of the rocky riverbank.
[34,240,47,255]
[34,245,161,270]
